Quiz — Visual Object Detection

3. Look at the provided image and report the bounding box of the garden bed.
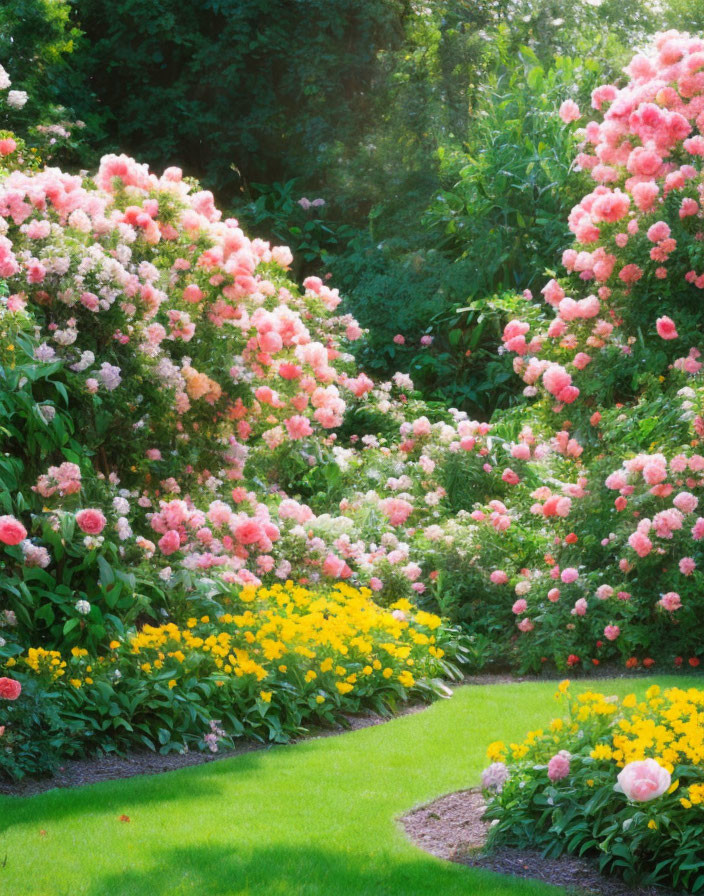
[401,789,679,896]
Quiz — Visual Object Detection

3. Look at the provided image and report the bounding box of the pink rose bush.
[484,683,704,890]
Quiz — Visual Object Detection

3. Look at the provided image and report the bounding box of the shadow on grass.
[0,750,267,835]
[77,843,554,896]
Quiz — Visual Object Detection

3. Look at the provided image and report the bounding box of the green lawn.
[1,676,696,896]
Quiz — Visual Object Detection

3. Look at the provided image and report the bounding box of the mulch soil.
[400,789,680,896]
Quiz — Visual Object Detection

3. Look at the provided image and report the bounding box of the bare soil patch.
[401,789,678,896]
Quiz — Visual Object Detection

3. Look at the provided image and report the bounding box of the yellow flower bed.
[124,581,446,697]
[7,582,456,748]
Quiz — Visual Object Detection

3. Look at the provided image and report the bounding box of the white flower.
[75,599,91,615]
[0,65,11,90]
[7,90,28,109]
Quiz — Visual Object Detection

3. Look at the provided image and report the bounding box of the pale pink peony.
[617,759,671,802]
[547,750,571,782]
[559,100,580,123]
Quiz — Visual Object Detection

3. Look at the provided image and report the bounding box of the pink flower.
[517,618,534,632]
[617,759,671,802]
[0,137,17,156]
[673,492,698,514]
[658,591,682,612]
[547,750,571,782]
[284,415,313,440]
[512,598,528,615]
[75,509,107,535]
[234,519,264,545]
[393,334,405,345]
[559,100,580,123]
[561,567,579,584]
[604,625,620,641]
[679,557,696,576]
[0,515,27,545]
[158,530,181,555]
[656,316,678,340]
[380,497,413,527]
[490,570,508,585]
[628,530,653,557]
[572,598,587,616]
[322,553,351,578]
[0,678,21,700]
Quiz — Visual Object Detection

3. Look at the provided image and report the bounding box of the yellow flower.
[260,691,272,703]
[315,695,325,704]
[398,670,415,688]
[336,682,354,695]
[648,820,657,831]
[487,741,506,762]
[168,680,177,689]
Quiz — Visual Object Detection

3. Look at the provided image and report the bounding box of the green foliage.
[65,0,409,198]
[0,677,66,781]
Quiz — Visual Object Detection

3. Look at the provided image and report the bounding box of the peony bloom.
[547,750,571,782]
[512,598,528,615]
[75,509,107,535]
[617,759,671,802]
[0,677,21,700]
[656,316,678,340]
[0,515,27,545]
[658,591,682,612]
[490,570,509,585]
[604,624,620,641]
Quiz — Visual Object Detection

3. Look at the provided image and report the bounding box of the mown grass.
[1,676,696,896]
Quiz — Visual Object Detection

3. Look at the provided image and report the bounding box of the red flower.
[565,533,578,544]
[643,657,655,668]
[674,657,683,667]
[625,657,639,669]
[690,657,700,668]
[567,654,580,667]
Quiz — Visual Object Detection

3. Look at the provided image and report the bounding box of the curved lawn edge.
[2,677,700,896]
